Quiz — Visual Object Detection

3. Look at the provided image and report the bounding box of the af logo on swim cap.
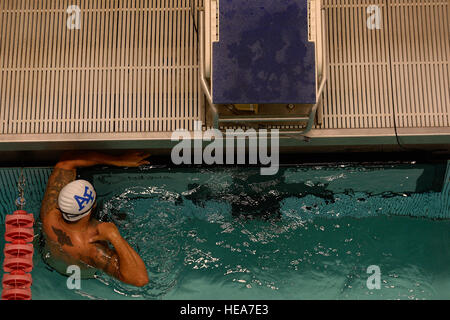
[74,186,95,212]
[58,180,96,221]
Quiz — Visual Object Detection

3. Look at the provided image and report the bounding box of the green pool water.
[0,163,449,300]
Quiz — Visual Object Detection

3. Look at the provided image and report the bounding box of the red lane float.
[2,210,34,300]
[3,257,33,273]
[5,210,34,228]
[1,288,32,300]
[4,241,34,259]
[5,226,34,243]
[2,270,32,289]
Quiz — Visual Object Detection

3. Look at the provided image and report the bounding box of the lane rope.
[1,169,34,300]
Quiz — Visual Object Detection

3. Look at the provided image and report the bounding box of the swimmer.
[40,151,150,287]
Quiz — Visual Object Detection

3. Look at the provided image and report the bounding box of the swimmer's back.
[41,234,97,279]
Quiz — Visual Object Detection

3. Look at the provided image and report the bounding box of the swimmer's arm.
[41,151,149,219]
[89,223,149,287]
[56,151,150,170]
[40,166,76,221]
[86,244,121,281]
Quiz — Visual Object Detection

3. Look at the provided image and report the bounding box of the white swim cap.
[58,180,97,222]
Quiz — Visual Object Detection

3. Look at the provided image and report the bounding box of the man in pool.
[40,151,151,287]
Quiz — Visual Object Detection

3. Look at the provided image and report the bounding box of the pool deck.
[0,1,448,154]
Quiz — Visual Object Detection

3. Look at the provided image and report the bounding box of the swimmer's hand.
[89,222,121,243]
[113,151,151,167]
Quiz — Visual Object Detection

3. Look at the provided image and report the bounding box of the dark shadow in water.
[78,162,448,223]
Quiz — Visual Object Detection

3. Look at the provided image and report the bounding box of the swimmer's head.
[58,180,97,222]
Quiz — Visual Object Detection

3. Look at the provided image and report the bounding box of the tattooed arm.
[86,242,121,280]
[40,151,150,221]
[40,164,76,222]
[56,151,150,170]
[88,222,149,287]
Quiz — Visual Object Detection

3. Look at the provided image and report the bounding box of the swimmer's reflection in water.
[39,151,151,287]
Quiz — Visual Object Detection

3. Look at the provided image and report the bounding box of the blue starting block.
[199,0,327,134]
[212,0,316,105]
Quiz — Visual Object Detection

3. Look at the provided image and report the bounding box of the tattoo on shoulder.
[41,167,76,218]
[51,226,74,247]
